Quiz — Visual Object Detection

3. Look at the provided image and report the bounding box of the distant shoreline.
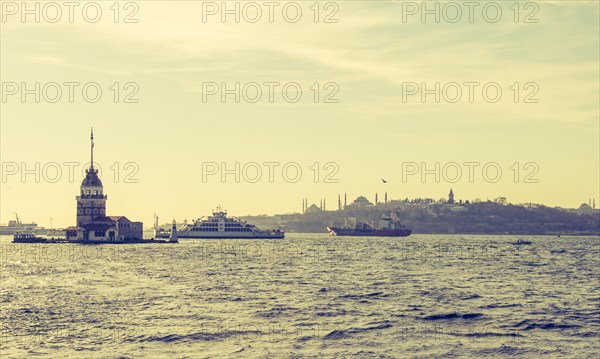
[140,230,599,237]
[281,231,600,237]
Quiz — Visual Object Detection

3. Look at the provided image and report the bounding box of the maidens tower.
[76,128,107,226]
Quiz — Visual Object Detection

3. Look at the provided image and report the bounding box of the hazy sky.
[1,1,599,227]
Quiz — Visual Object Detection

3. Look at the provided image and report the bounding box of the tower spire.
[90,127,95,170]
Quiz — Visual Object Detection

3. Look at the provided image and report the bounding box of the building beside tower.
[65,129,143,241]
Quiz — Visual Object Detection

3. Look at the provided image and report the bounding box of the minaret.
[344,192,347,209]
[375,193,378,205]
[153,214,159,237]
[338,194,341,211]
[385,191,388,203]
[76,128,107,226]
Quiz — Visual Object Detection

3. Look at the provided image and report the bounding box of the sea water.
[1,234,598,358]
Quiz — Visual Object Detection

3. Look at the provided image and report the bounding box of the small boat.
[513,239,532,245]
[13,232,47,243]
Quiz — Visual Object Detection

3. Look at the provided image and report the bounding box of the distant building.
[448,189,455,204]
[577,203,594,215]
[352,196,373,207]
[447,206,468,213]
[305,204,322,214]
[66,129,143,241]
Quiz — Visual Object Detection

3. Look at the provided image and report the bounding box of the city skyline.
[1,128,598,228]
[1,127,599,227]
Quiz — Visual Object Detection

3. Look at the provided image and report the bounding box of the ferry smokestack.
[170,219,178,243]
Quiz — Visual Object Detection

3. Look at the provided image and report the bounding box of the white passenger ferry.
[155,207,284,239]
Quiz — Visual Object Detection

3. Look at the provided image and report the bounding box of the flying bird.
[380,178,388,183]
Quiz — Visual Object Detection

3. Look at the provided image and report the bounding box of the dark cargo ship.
[327,212,411,237]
